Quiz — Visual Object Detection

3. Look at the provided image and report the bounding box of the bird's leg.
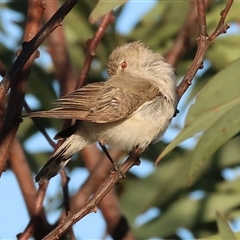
[98,142,126,178]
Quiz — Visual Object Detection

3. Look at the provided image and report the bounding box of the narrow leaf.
[188,104,240,183]
[156,58,240,164]
[89,0,127,24]
[216,211,236,240]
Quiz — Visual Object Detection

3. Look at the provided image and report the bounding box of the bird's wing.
[27,75,160,123]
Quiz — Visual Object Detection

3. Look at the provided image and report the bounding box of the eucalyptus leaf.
[89,0,127,24]
[216,211,236,240]
[188,104,240,183]
[156,58,240,163]
[134,193,240,239]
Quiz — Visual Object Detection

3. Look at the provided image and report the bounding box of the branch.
[0,45,56,150]
[176,0,232,101]
[76,11,115,89]
[0,0,78,175]
[155,0,233,166]
[0,0,78,102]
[18,180,50,240]
[82,146,133,239]
[164,1,199,66]
[197,0,208,37]
[43,0,77,96]
[58,146,121,216]
[0,0,44,175]
[9,138,38,217]
[42,148,141,240]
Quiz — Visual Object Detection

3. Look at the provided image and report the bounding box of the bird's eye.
[120,61,127,70]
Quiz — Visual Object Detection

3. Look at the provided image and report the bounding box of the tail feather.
[35,132,91,182]
[54,121,79,140]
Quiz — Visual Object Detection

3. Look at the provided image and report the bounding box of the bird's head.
[107,41,176,103]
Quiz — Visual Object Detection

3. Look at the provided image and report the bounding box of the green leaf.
[188,104,240,183]
[218,136,240,168]
[216,211,236,240]
[206,36,240,70]
[89,0,127,24]
[120,156,189,222]
[156,58,240,164]
[202,231,240,240]
[217,177,240,194]
[134,193,240,239]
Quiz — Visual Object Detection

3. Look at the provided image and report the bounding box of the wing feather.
[27,74,159,123]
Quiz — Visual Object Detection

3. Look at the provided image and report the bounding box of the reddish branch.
[19,181,50,240]
[9,139,52,240]
[176,0,232,100]
[10,139,39,218]
[44,0,76,96]
[0,0,44,174]
[43,149,141,240]
[76,11,115,89]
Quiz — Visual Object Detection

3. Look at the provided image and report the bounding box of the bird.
[27,41,177,182]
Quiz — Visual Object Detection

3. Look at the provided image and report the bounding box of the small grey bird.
[28,41,177,182]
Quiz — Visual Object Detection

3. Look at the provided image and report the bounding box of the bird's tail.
[35,132,90,182]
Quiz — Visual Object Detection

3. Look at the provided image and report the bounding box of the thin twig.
[155,0,232,166]
[210,0,233,40]
[197,0,208,37]
[44,0,76,96]
[164,1,208,67]
[19,180,50,240]
[76,11,115,89]
[58,146,122,220]
[0,0,44,174]
[176,0,232,101]
[60,171,76,240]
[0,48,56,149]
[24,100,56,148]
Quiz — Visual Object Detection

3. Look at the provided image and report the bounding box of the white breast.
[84,97,175,152]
